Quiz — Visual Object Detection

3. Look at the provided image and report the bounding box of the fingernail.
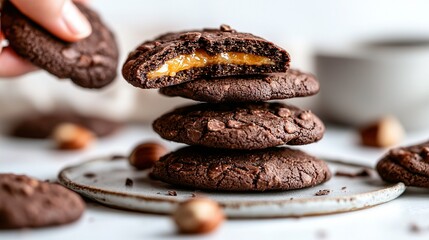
[61,1,92,38]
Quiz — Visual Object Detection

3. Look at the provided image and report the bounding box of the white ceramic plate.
[58,156,405,218]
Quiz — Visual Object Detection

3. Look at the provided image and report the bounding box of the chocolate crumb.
[219,24,236,32]
[335,168,371,178]
[410,223,421,233]
[315,189,331,196]
[341,186,347,190]
[409,223,429,233]
[111,155,126,160]
[191,193,196,197]
[125,178,133,187]
[84,172,96,178]
[168,190,177,196]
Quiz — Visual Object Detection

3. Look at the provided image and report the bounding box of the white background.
[2,0,429,122]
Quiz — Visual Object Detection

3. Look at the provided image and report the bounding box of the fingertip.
[0,48,38,78]
[61,0,92,41]
[10,0,92,43]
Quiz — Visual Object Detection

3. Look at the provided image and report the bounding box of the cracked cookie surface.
[151,146,332,191]
[0,174,85,229]
[122,25,289,89]
[153,102,324,150]
[159,69,319,103]
[377,141,429,187]
[1,2,119,89]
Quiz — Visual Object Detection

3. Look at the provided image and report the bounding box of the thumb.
[0,32,4,54]
[10,0,92,42]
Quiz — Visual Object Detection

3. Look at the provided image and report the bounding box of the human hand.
[0,0,92,77]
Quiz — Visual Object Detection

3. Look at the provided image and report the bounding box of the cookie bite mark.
[122,25,290,89]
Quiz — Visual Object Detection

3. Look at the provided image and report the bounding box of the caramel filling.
[146,49,274,79]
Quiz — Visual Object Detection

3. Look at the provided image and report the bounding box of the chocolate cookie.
[151,146,331,191]
[10,113,121,139]
[377,141,429,187]
[153,102,324,150]
[159,69,319,103]
[122,25,290,89]
[0,174,85,229]
[1,2,119,89]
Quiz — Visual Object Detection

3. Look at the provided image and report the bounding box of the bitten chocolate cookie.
[1,2,119,89]
[122,25,290,89]
[0,174,85,229]
[10,113,121,139]
[159,69,319,103]
[153,102,324,150]
[152,146,331,191]
[377,141,429,187]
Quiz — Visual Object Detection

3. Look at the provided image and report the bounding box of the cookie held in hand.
[1,2,119,89]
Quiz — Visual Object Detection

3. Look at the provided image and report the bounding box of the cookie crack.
[310,161,320,182]
[231,111,285,143]
[389,155,429,177]
[252,165,264,189]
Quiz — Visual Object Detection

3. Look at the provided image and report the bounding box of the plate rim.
[58,156,406,216]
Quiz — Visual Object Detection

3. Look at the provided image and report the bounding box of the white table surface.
[1,124,429,240]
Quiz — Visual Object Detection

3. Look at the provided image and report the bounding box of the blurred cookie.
[377,141,429,187]
[153,102,324,150]
[160,69,319,103]
[10,113,121,139]
[1,2,119,89]
[0,174,85,229]
[152,146,332,191]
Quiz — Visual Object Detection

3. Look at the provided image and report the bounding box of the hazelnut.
[52,123,95,150]
[173,198,224,234]
[359,116,405,148]
[128,142,167,170]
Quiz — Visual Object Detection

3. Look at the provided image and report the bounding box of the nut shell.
[129,142,167,170]
[173,198,224,234]
[359,116,405,148]
[52,123,95,150]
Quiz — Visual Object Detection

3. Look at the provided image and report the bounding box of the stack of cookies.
[123,25,331,192]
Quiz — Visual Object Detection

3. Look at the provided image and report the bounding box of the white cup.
[315,40,429,131]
